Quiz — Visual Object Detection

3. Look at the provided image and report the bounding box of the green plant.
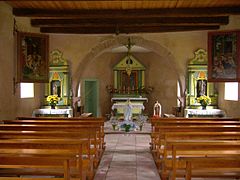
[123,124,131,132]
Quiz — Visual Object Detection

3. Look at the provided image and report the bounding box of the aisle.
[94,134,160,180]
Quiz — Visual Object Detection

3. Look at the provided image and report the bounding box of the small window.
[20,83,34,98]
[177,80,181,106]
[224,82,238,101]
[77,82,81,97]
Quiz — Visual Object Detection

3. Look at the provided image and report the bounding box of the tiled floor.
[94,133,160,180]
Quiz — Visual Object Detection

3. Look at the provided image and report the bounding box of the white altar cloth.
[111,97,148,102]
[32,108,73,117]
[112,103,145,115]
[184,108,226,118]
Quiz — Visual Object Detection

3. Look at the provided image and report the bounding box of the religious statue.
[153,101,161,117]
[124,99,133,121]
[197,79,207,97]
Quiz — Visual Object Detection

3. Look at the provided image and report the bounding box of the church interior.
[0,1,240,179]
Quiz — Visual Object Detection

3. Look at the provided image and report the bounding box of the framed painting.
[17,32,49,83]
[208,30,240,82]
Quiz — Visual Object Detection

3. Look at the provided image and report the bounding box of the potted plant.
[123,123,131,132]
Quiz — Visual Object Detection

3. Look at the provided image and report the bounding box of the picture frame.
[17,32,49,83]
[208,30,240,82]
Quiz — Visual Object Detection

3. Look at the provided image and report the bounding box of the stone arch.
[73,35,185,100]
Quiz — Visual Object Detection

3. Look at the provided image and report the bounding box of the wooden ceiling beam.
[40,25,220,34]
[31,16,229,27]
[13,7,240,18]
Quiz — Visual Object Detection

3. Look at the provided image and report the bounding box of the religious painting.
[120,71,138,94]
[17,32,49,83]
[208,30,240,82]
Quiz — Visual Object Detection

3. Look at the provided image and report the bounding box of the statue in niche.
[153,101,161,117]
[197,79,207,97]
[51,80,61,97]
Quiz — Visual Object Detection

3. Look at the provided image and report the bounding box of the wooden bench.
[151,131,240,162]
[0,119,105,179]
[0,139,91,180]
[164,140,240,180]
[150,117,240,122]
[149,118,240,179]
[0,130,103,167]
[182,156,240,180]
[0,121,105,157]
[16,117,104,121]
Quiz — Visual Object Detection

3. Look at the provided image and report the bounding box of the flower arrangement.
[110,116,118,131]
[197,95,211,107]
[47,95,59,107]
[135,114,147,131]
[120,121,135,132]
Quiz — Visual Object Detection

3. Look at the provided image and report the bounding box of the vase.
[201,105,206,110]
[112,124,116,131]
[51,105,56,109]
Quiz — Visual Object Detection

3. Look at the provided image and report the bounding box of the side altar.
[185,49,225,117]
[33,50,73,117]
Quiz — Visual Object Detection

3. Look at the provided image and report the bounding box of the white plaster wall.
[0,2,15,119]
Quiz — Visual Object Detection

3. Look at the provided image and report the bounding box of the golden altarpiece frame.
[43,50,72,108]
[186,49,218,109]
[113,54,146,96]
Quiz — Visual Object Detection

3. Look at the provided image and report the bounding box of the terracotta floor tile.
[94,133,160,180]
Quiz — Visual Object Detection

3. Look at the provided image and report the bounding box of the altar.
[32,108,73,117]
[108,40,150,118]
[111,97,147,116]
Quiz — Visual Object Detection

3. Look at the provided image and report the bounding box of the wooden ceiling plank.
[31,16,229,27]
[40,25,220,34]
[13,7,240,18]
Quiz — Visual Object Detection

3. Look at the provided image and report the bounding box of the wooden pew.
[0,121,105,156]
[149,118,240,179]
[0,154,76,180]
[150,117,240,122]
[149,117,240,148]
[0,139,91,180]
[151,131,240,163]
[153,125,240,133]
[16,116,104,121]
[0,120,105,179]
[183,156,240,180]
[165,140,240,180]
[4,119,104,125]
[150,124,240,151]
[0,130,103,167]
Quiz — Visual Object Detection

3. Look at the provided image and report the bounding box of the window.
[77,82,81,97]
[177,80,181,106]
[20,83,34,98]
[224,82,238,101]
